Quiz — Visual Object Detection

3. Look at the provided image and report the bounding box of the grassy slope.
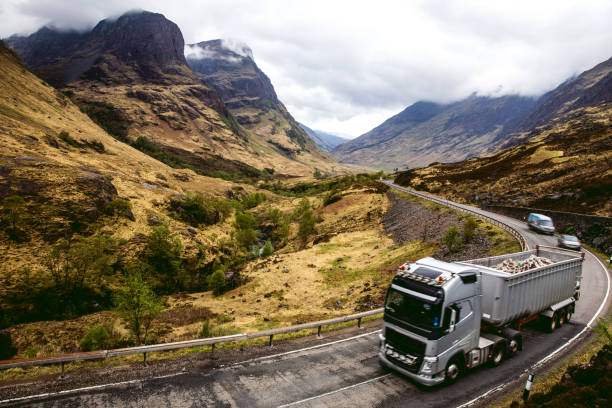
[0,41,245,281]
[395,104,612,216]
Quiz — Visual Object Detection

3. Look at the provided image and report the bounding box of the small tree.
[298,209,316,244]
[261,240,274,257]
[143,225,183,292]
[115,271,163,345]
[313,168,322,179]
[199,318,211,337]
[442,226,463,253]
[462,217,478,243]
[80,324,111,351]
[207,269,226,296]
[2,195,25,236]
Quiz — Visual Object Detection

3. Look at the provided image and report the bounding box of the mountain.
[332,96,536,169]
[393,56,612,217]
[185,39,338,174]
[0,38,235,274]
[298,123,349,152]
[6,11,338,179]
[394,101,612,217]
[494,55,612,150]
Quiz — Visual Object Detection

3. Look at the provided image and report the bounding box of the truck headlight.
[420,357,438,374]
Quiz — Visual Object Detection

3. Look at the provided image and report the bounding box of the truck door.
[438,300,473,360]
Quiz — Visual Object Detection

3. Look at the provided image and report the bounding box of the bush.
[235,227,257,249]
[80,324,111,351]
[462,217,478,242]
[199,319,211,338]
[323,190,342,206]
[261,240,274,257]
[298,209,316,244]
[170,194,233,227]
[0,332,16,360]
[105,198,132,217]
[234,211,258,230]
[208,269,226,296]
[443,226,463,252]
[58,130,80,147]
[242,193,267,209]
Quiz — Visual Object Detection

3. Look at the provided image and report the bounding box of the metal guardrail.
[385,181,527,251]
[0,309,383,373]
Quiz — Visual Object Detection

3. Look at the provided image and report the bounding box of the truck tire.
[565,307,572,323]
[489,343,505,367]
[444,357,462,385]
[558,309,566,326]
[506,336,521,357]
[544,313,558,333]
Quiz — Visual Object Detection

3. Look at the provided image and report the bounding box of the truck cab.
[379,258,485,385]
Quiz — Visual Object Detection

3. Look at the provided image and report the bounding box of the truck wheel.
[558,309,566,326]
[444,358,462,385]
[544,313,557,333]
[506,336,520,357]
[489,344,504,367]
[565,307,572,323]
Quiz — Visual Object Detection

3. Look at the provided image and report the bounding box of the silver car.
[557,234,581,250]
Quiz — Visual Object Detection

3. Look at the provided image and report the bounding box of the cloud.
[1,0,611,137]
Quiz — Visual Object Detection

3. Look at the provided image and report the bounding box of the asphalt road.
[4,183,610,408]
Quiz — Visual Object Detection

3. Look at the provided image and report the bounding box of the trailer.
[378,246,583,386]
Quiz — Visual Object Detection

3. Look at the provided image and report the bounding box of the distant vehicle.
[527,213,555,234]
[379,247,583,386]
[557,234,581,250]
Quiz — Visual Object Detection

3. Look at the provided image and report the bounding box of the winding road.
[3,182,610,408]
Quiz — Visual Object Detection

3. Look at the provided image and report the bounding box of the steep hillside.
[496,55,612,149]
[299,123,349,152]
[394,103,612,217]
[332,96,536,170]
[0,38,238,274]
[6,12,337,179]
[185,39,339,175]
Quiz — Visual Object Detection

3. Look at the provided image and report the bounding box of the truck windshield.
[539,219,553,227]
[385,289,442,330]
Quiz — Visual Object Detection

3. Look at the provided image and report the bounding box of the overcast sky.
[1,0,611,138]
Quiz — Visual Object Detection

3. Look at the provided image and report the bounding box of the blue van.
[527,213,555,234]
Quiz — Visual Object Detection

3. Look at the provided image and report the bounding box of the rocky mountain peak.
[6,10,193,86]
[186,39,278,109]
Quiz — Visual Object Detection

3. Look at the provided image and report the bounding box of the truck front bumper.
[379,352,445,386]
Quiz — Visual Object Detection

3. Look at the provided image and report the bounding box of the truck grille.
[385,328,426,356]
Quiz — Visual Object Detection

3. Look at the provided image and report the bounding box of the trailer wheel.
[544,313,558,333]
[565,307,572,323]
[558,309,566,326]
[444,357,462,385]
[489,343,505,367]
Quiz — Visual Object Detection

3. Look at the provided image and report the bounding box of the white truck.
[379,246,583,385]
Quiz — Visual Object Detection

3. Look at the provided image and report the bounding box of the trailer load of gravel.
[493,255,554,274]
[458,246,583,326]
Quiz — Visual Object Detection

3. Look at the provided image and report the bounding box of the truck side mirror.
[449,308,457,332]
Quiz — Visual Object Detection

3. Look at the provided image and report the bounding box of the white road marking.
[230,330,381,366]
[0,373,186,406]
[276,374,392,407]
[0,331,383,406]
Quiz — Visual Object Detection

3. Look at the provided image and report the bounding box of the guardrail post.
[357,317,362,328]
[211,343,215,355]
[143,352,147,367]
[269,335,274,347]
[60,361,65,379]
[317,325,322,338]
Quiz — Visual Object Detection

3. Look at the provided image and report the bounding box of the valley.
[0,4,610,408]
